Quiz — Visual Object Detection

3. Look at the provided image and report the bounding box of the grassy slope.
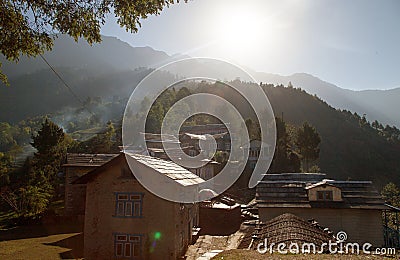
[0,223,83,260]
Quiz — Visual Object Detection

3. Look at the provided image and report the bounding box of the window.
[317,191,333,201]
[115,193,143,217]
[114,233,142,258]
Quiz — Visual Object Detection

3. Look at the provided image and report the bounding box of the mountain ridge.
[252,71,400,128]
[1,34,399,127]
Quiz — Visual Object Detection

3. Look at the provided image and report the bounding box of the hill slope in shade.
[0,67,157,123]
[1,34,187,79]
[253,72,400,128]
[262,84,400,188]
[177,81,400,189]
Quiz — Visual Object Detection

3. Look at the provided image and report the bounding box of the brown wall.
[199,206,241,235]
[258,207,384,247]
[84,158,197,260]
[65,166,96,215]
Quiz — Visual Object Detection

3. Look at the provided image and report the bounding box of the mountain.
[252,72,400,128]
[1,34,188,79]
[2,35,398,128]
[0,34,400,186]
[0,35,186,123]
[0,67,180,123]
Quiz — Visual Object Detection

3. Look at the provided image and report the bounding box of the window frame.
[316,190,333,201]
[114,192,144,218]
[114,233,143,259]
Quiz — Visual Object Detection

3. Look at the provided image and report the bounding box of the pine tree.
[32,118,65,157]
[269,117,301,173]
[30,117,69,186]
[296,122,321,172]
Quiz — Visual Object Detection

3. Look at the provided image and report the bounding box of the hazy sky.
[101,0,400,91]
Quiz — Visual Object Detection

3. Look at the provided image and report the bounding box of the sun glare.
[212,4,277,60]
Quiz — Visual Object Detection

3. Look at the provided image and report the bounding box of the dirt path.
[185,225,248,260]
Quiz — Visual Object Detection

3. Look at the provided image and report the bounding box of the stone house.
[62,153,118,216]
[142,133,180,149]
[179,132,231,157]
[256,173,389,247]
[180,123,228,135]
[186,159,219,181]
[241,139,273,169]
[73,152,205,260]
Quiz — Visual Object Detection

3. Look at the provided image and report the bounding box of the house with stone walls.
[73,152,205,260]
[256,173,389,247]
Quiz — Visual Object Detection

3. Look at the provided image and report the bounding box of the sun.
[212,4,276,59]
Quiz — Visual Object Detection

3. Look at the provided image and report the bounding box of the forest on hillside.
[1,80,400,221]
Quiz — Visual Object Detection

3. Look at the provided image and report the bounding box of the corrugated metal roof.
[63,153,119,167]
[256,173,386,209]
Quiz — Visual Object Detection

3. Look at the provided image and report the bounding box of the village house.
[256,173,389,246]
[185,159,219,181]
[180,123,228,135]
[63,134,219,219]
[141,132,221,181]
[73,152,205,260]
[199,196,242,235]
[179,132,231,154]
[241,139,273,169]
[142,133,180,150]
[62,153,118,216]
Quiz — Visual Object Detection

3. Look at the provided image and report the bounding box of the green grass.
[0,223,83,259]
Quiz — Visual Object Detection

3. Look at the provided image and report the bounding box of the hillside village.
[53,123,398,259]
[1,81,400,259]
[1,1,400,259]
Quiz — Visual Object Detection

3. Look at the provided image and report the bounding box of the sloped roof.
[62,153,119,167]
[73,152,205,186]
[305,179,340,190]
[263,173,326,182]
[127,152,205,186]
[180,123,228,131]
[250,213,334,250]
[141,132,180,143]
[256,173,387,209]
[182,133,207,140]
